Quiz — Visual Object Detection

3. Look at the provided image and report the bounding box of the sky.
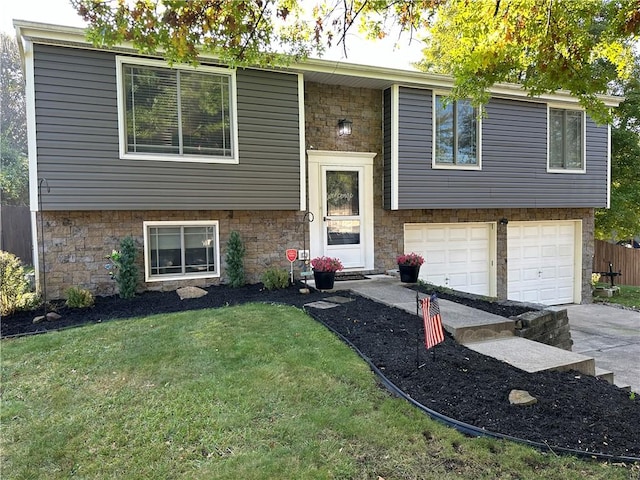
[1,0,424,69]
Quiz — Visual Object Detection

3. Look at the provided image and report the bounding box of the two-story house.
[15,20,620,305]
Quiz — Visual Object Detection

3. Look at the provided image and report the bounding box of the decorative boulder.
[509,389,538,406]
[176,286,208,300]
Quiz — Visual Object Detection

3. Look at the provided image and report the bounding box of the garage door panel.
[508,221,578,305]
[449,228,469,241]
[425,229,446,242]
[404,223,494,297]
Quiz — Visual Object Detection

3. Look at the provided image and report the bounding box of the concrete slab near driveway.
[564,304,640,393]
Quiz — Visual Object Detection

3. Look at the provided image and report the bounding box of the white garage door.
[508,221,580,305]
[404,223,495,296]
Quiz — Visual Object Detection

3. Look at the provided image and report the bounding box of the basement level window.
[143,221,220,282]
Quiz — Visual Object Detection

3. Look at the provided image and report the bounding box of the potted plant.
[396,252,424,283]
[311,256,344,290]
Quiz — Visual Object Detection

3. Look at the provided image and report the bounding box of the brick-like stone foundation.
[36,210,311,299]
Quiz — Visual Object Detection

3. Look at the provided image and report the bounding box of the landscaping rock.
[509,389,538,406]
[176,286,208,300]
[32,315,46,324]
[46,312,62,321]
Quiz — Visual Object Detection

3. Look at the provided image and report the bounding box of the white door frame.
[307,150,376,271]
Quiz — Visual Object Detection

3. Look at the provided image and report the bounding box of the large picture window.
[117,57,237,163]
[549,108,584,171]
[434,95,480,168]
[143,221,220,281]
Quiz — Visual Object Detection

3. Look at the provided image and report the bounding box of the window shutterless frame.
[432,92,482,170]
[116,56,239,164]
[547,105,586,173]
[143,220,220,282]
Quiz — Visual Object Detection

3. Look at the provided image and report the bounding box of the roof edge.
[13,19,623,108]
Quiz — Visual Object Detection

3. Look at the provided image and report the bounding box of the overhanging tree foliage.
[1,33,28,206]
[72,0,639,121]
[595,56,640,241]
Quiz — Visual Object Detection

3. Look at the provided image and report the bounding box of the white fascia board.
[21,38,39,212]
[391,85,399,210]
[607,122,612,209]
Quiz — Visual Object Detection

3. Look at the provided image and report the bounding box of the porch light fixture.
[338,118,353,136]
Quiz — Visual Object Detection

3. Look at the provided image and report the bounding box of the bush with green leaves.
[65,286,95,308]
[0,250,40,315]
[105,236,139,299]
[261,267,290,290]
[225,231,246,288]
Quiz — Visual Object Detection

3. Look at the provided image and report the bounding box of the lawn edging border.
[307,307,640,464]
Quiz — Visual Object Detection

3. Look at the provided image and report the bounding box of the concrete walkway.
[564,304,640,394]
[321,274,639,393]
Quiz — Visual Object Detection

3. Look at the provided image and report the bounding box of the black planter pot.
[313,270,336,290]
[398,264,420,283]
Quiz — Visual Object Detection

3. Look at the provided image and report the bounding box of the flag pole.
[416,291,420,370]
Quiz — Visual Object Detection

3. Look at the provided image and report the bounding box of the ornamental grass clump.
[310,256,344,272]
[261,267,290,290]
[65,286,95,308]
[397,253,425,266]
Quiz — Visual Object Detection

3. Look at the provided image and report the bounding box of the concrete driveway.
[564,304,640,393]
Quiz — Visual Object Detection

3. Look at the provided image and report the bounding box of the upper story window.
[116,57,238,164]
[434,95,480,169]
[548,108,585,172]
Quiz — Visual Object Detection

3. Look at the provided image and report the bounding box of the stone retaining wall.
[514,309,574,351]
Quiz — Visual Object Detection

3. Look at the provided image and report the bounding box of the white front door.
[307,150,375,271]
[322,167,364,268]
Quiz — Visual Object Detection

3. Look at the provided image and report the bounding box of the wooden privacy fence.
[1,205,33,264]
[593,239,640,286]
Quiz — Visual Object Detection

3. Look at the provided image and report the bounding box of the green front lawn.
[594,284,640,309]
[1,304,634,479]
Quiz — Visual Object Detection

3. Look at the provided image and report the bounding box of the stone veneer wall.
[37,210,310,299]
[304,81,595,304]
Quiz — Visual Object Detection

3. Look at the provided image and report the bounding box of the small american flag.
[421,294,445,350]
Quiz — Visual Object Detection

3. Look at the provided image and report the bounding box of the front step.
[438,298,516,343]
[465,337,596,377]
[595,367,614,385]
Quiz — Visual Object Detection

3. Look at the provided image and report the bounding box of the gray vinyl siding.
[33,44,301,210]
[383,89,392,209]
[393,88,608,209]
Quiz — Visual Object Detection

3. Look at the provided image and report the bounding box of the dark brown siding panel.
[396,90,609,209]
[33,44,301,210]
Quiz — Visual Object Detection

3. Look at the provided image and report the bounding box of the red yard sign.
[286,249,298,262]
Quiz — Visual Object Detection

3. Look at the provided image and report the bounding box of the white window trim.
[143,220,220,282]
[431,91,482,171]
[116,56,239,164]
[546,104,586,174]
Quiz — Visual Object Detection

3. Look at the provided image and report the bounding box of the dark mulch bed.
[2,282,639,460]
